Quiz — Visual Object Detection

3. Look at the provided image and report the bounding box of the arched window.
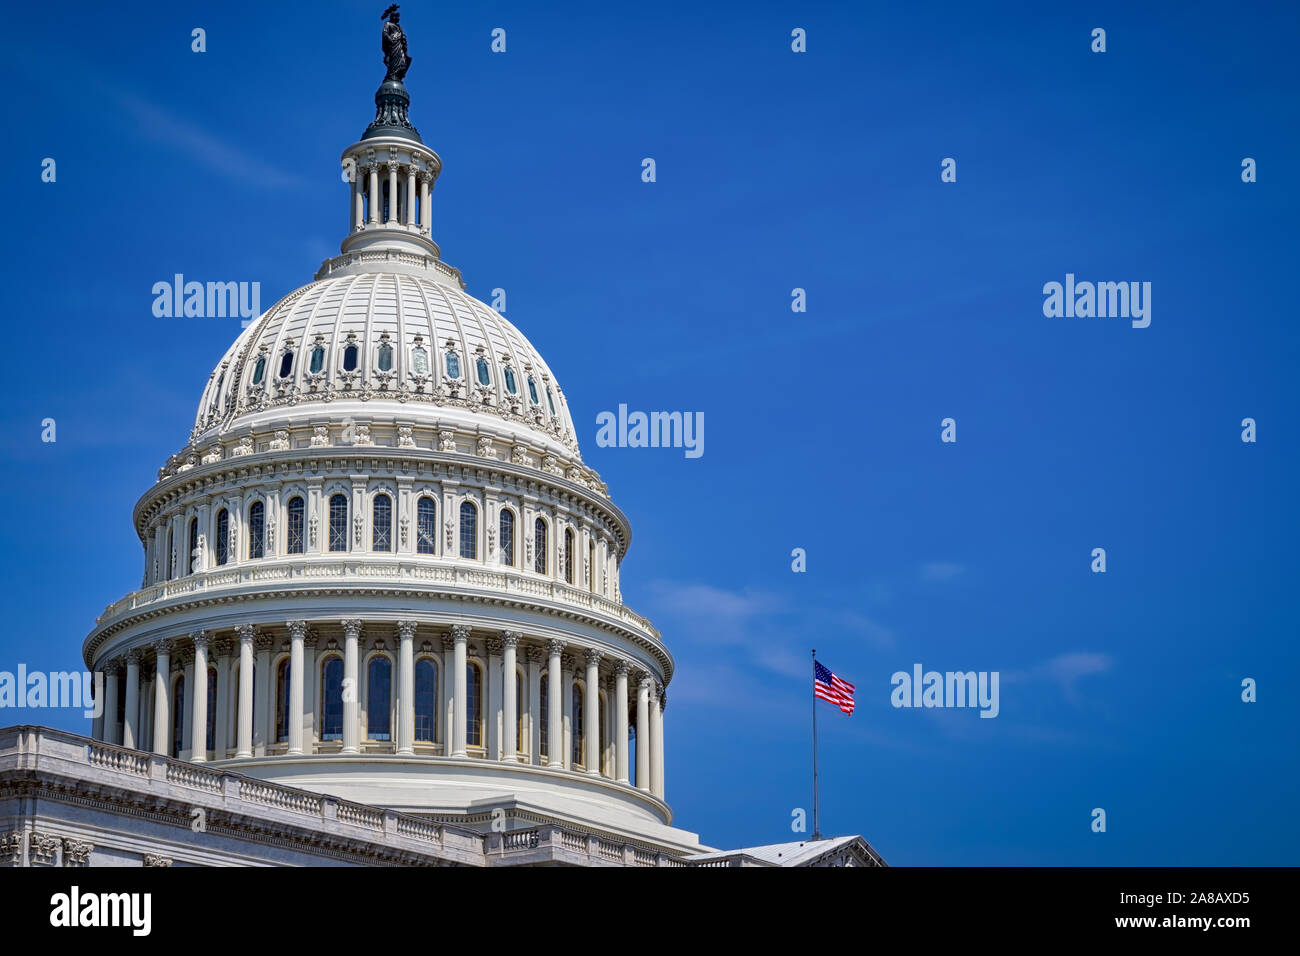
[252,355,267,385]
[504,367,518,394]
[546,387,557,416]
[187,517,198,574]
[215,509,230,566]
[171,675,185,758]
[342,343,359,372]
[368,657,392,741]
[445,351,461,379]
[587,540,595,591]
[527,377,539,405]
[278,350,294,379]
[166,527,174,579]
[206,667,218,753]
[499,509,515,567]
[459,501,477,559]
[572,682,585,768]
[328,493,348,552]
[248,500,265,559]
[466,662,483,747]
[475,357,491,386]
[628,725,637,787]
[539,674,549,758]
[415,658,437,743]
[309,344,326,374]
[321,657,343,740]
[287,496,305,554]
[275,658,290,743]
[564,528,575,584]
[377,341,393,372]
[534,518,547,575]
[372,493,392,551]
[417,496,436,554]
[599,690,609,774]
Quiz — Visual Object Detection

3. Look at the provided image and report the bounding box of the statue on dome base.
[381,5,412,82]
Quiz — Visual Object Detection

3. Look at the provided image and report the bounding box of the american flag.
[814,661,856,715]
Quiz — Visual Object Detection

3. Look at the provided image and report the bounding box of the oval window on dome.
[446,352,461,379]
[545,387,556,416]
[476,357,491,387]
[252,357,266,386]
[412,346,429,376]
[343,344,359,372]
[504,367,517,394]
[278,351,294,379]
[309,345,325,374]
[527,377,539,405]
[377,342,393,371]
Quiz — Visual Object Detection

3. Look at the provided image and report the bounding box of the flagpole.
[812,648,821,841]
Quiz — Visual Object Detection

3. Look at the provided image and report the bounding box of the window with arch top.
[415,658,438,743]
[563,528,575,584]
[328,494,348,552]
[321,656,343,740]
[534,518,547,575]
[571,682,585,768]
[215,508,230,566]
[459,500,477,559]
[466,661,483,747]
[499,509,515,567]
[248,500,265,559]
[372,493,392,551]
[287,496,305,554]
[367,656,392,741]
[417,496,436,554]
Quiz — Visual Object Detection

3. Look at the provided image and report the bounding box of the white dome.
[192,269,579,459]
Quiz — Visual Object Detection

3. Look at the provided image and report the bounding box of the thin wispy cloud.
[1004,652,1114,705]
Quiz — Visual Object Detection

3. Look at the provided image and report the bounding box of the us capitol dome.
[38,14,884,868]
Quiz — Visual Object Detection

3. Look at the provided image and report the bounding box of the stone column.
[657,689,668,799]
[152,641,172,754]
[452,624,469,757]
[419,172,431,233]
[301,630,317,751]
[386,160,398,223]
[526,645,543,765]
[123,650,141,750]
[342,619,362,754]
[396,621,416,756]
[651,683,665,799]
[405,164,416,226]
[584,650,601,774]
[501,632,520,761]
[235,625,254,758]
[367,162,379,224]
[561,654,574,769]
[139,664,154,753]
[546,640,563,768]
[350,160,362,231]
[486,637,503,759]
[441,634,455,755]
[635,673,650,791]
[614,661,630,783]
[179,648,194,759]
[190,632,209,762]
[103,660,121,745]
[287,621,306,755]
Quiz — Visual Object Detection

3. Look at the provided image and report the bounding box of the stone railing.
[484,824,708,867]
[92,557,660,641]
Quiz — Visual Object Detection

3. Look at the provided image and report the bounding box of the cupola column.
[651,683,665,799]
[367,162,380,225]
[235,625,255,758]
[546,641,564,768]
[614,661,630,783]
[342,620,362,754]
[287,621,307,755]
[584,650,601,774]
[189,632,209,762]
[405,164,417,227]
[386,159,398,224]
[452,624,469,757]
[122,651,141,750]
[419,172,431,234]
[152,640,172,755]
[396,621,417,755]
[350,168,362,232]
[502,632,520,761]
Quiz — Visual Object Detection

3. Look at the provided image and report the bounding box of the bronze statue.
[381,5,412,82]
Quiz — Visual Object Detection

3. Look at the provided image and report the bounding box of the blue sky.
[2,0,1298,864]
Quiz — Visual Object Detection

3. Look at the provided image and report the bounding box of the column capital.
[287,620,309,641]
[441,633,456,652]
[654,681,665,699]
[124,649,142,666]
[152,638,174,657]
[525,645,545,665]
[485,637,503,656]
[254,632,274,651]
[396,620,418,641]
[341,618,363,638]
[561,654,578,673]
[583,648,602,668]
[449,623,471,644]
[546,639,565,658]
[614,659,630,676]
[500,630,522,648]
[236,623,256,645]
[213,637,234,658]
[660,691,668,713]
[190,631,209,652]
